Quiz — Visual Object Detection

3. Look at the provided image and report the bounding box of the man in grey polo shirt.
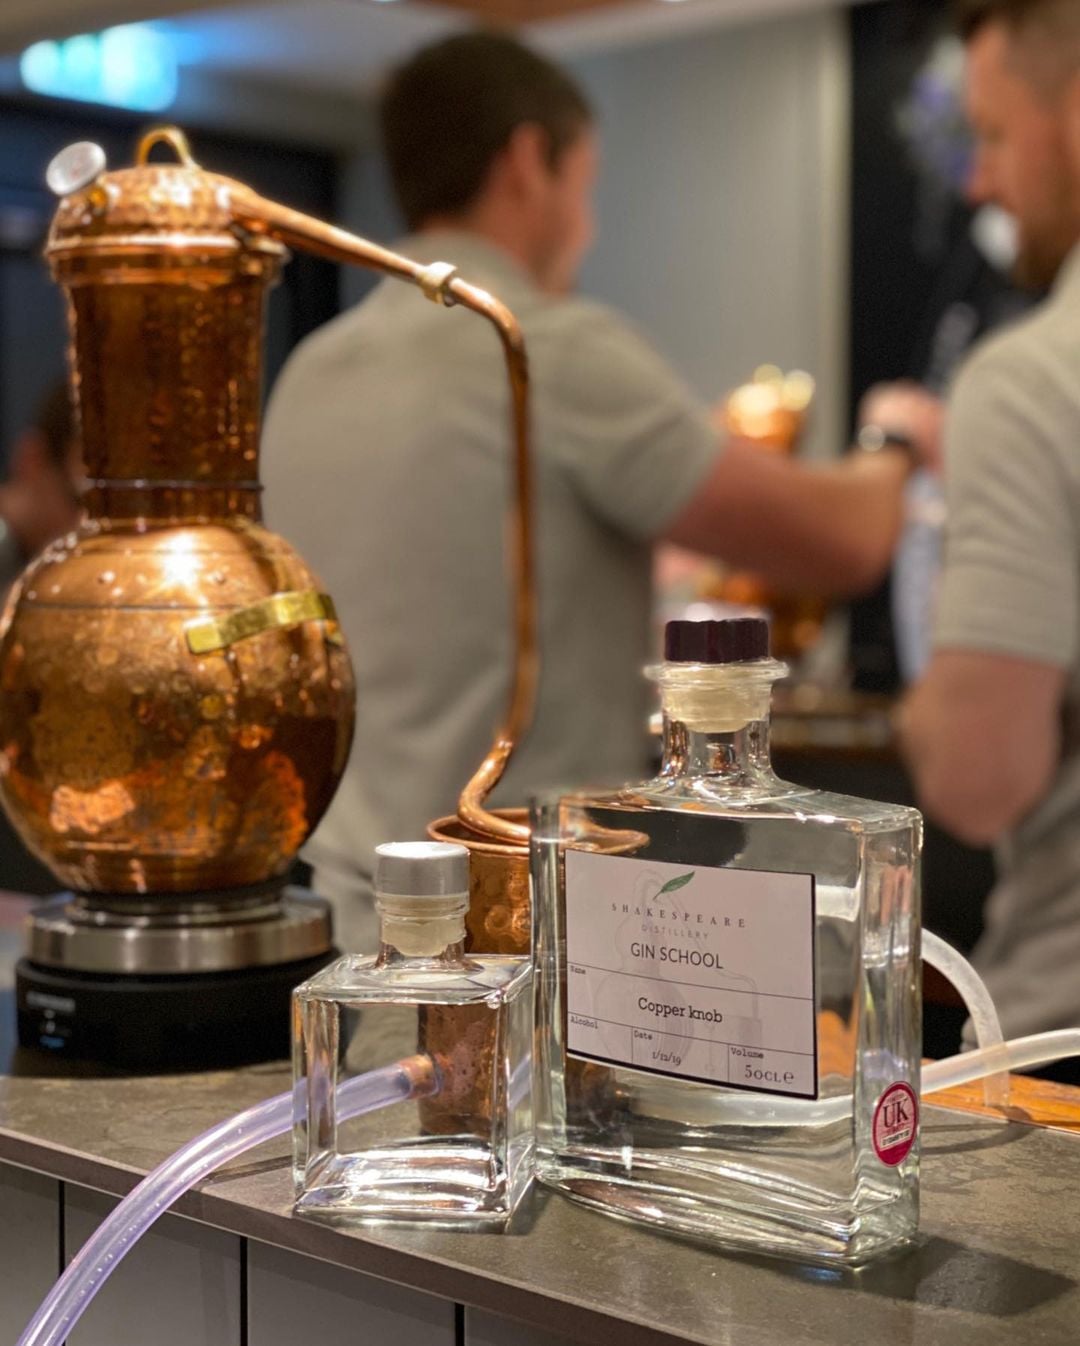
[265,33,938,949]
[902,0,1080,1063]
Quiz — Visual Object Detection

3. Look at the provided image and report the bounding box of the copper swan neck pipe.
[232,190,537,847]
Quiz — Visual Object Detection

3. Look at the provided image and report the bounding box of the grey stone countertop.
[2,976,1080,1345]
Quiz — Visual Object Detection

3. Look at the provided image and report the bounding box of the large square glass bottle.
[531,618,922,1264]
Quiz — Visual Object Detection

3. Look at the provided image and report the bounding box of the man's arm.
[662,380,943,597]
[548,302,940,593]
[899,650,1065,847]
[663,439,912,596]
[896,328,1077,849]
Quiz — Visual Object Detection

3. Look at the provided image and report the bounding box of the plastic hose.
[923,1029,1080,1094]
[17,1054,438,1346]
[922,928,1009,1107]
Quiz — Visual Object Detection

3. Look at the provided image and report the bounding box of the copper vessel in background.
[705,365,828,662]
[722,364,815,451]
[428,809,532,955]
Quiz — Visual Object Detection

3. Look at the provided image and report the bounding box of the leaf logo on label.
[657,872,695,896]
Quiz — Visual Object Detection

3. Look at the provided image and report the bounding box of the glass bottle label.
[564,850,818,1099]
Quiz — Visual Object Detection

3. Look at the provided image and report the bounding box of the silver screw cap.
[375,841,469,897]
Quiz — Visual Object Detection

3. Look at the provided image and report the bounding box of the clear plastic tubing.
[923,1030,1080,1093]
[17,1054,438,1346]
[922,927,1008,1106]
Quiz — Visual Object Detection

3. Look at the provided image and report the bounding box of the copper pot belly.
[0,523,353,893]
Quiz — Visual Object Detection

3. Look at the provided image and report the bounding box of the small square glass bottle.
[293,841,533,1226]
[531,618,922,1264]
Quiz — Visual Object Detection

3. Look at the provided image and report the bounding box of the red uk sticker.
[872,1082,918,1166]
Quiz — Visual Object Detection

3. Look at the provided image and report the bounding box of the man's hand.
[858,381,946,474]
[0,428,81,560]
[0,475,78,558]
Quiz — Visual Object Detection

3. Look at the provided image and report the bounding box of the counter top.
[2,913,1080,1346]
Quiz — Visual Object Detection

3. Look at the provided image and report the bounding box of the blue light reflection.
[20,25,178,112]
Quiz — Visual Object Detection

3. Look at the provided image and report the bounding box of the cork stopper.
[651,619,785,732]
[664,618,770,664]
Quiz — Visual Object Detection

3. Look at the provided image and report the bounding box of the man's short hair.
[956,0,1080,91]
[379,31,592,232]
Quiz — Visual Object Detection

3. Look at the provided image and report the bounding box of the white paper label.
[564,850,817,1099]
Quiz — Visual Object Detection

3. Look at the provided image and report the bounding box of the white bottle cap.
[375,841,469,898]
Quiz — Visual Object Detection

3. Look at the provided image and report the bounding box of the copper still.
[8,130,533,1068]
[2,133,354,897]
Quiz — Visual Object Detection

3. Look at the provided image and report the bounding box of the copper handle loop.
[232,192,536,846]
[135,127,199,169]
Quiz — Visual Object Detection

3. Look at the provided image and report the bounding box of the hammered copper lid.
[45,128,284,260]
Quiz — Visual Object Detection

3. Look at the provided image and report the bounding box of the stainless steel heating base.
[16,884,334,1071]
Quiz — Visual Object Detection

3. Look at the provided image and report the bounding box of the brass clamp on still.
[185,591,339,655]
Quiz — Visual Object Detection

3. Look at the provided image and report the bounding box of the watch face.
[859,426,916,458]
